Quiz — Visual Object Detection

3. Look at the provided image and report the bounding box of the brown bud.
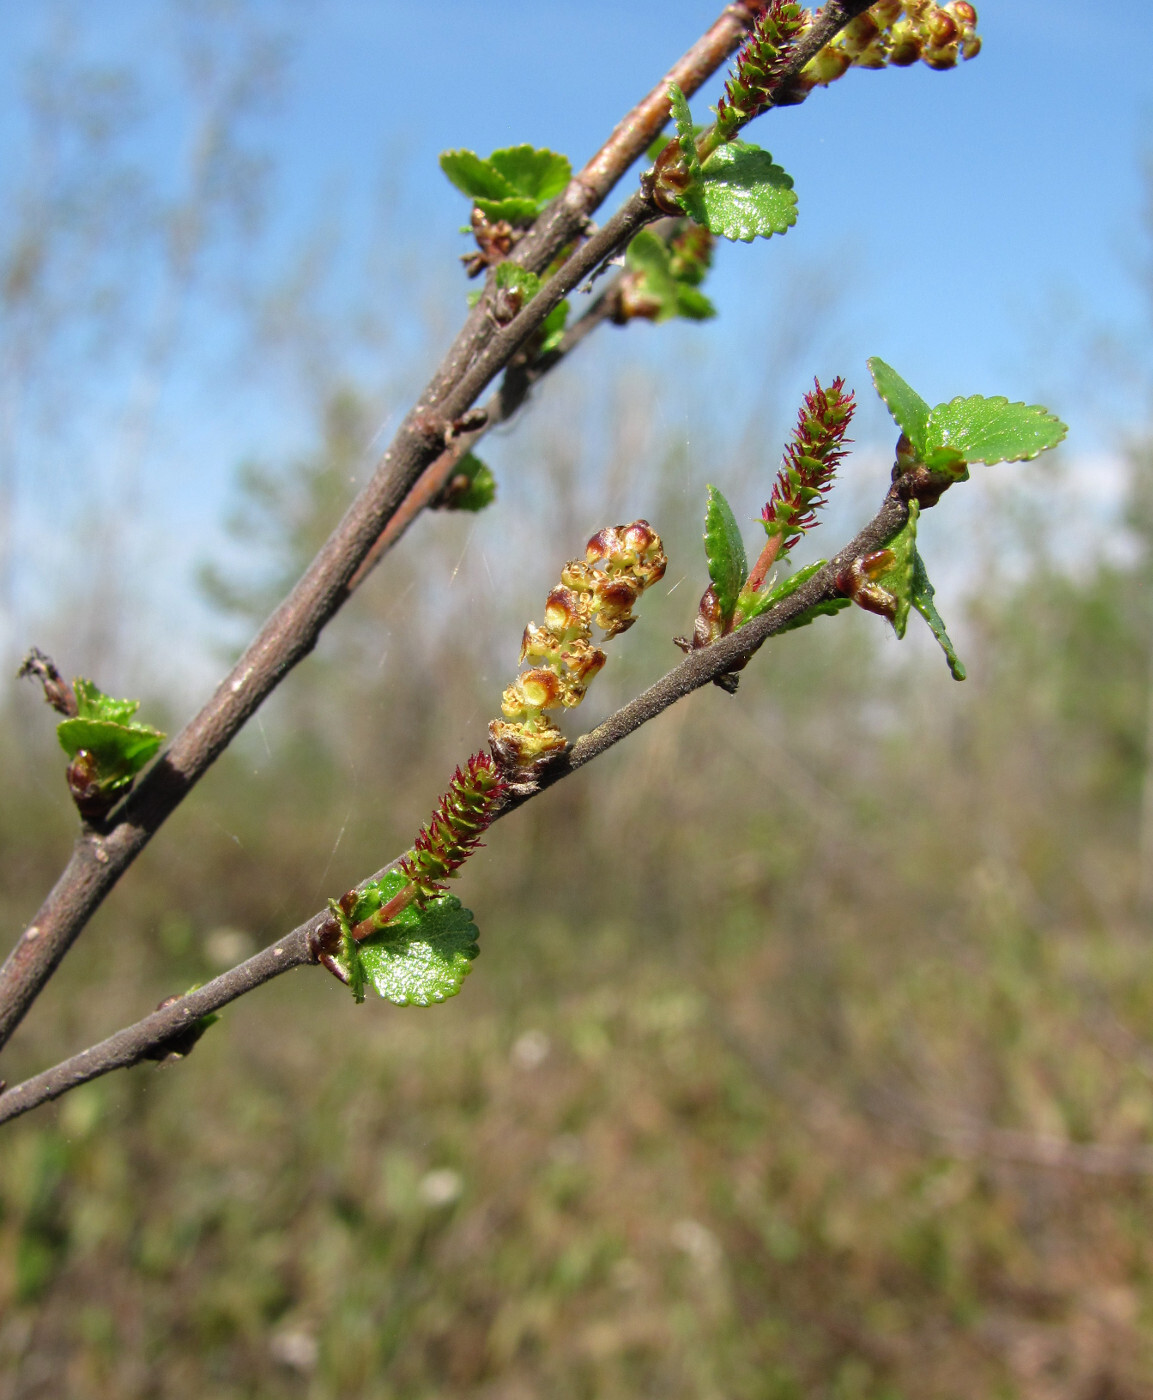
[493,285,523,325]
[449,408,488,437]
[948,1,977,25]
[859,549,895,580]
[678,583,727,652]
[836,557,898,619]
[894,433,918,475]
[67,750,119,822]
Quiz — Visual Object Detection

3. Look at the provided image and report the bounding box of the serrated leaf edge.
[927,394,1068,464]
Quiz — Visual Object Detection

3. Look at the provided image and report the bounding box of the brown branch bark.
[0,0,878,1054]
[0,466,922,1126]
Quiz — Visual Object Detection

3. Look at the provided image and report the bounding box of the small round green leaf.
[925,394,1067,466]
[693,141,796,243]
[624,231,714,323]
[340,871,480,1008]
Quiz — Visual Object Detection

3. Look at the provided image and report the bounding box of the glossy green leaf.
[487,145,571,203]
[690,140,796,243]
[734,559,825,627]
[873,502,920,638]
[925,394,1067,467]
[867,357,931,460]
[338,871,480,1008]
[439,149,516,202]
[704,485,747,624]
[442,452,496,513]
[911,551,966,681]
[56,716,162,766]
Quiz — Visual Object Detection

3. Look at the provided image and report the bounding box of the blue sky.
[281,1,1153,414]
[1,2,1150,686]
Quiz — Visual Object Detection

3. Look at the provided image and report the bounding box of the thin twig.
[0,467,918,1126]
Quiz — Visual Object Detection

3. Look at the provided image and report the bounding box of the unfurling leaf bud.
[895,432,918,475]
[835,550,899,619]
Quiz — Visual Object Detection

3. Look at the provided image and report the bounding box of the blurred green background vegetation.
[3,4,1153,1398]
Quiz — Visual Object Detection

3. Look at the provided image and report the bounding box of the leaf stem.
[350,885,417,941]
